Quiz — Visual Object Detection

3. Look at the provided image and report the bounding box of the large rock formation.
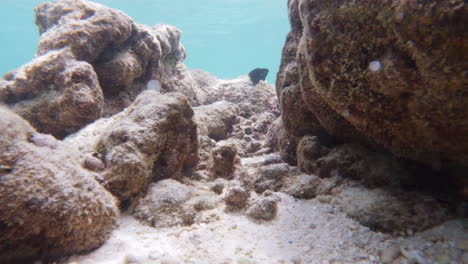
[277,0,468,167]
[1,0,198,138]
[0,107,119,263]
[0,49,103,139]
[65,91,198,203]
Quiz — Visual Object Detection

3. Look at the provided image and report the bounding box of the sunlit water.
[0,0,289,84]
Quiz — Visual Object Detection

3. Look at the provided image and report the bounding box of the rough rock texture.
[296,136,330,173]
[1,0,199,137]
[282,173,323,199]
[245,163,292,194]
[0,107,118,263]
[0,49,103,139]
[334,186,452,233]
[301,142,412,189]
[188,71,278,118]
[278,0,468,166]
[246,196,278,221]
[223,183,250,211]
[210,142,239,179]
[133,180,195,228]
[65,91,198,203]
[193,101,239,141]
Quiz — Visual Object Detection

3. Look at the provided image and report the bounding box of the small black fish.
[248,68,269,85]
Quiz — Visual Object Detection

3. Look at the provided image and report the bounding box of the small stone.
[316,195,332,204]
[291,256,302,264]
[223,184,250,210]
[211,179,226,194]
[246,197,278,221]
[400,247,426,264]
[347,223,359,231]
[406,229,414,236]
[380,244,400,264]
[237,257,251,264]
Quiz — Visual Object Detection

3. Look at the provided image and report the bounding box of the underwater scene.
[1,0,289,83]
[0,0,466,263]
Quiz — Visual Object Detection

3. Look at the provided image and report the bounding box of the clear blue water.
[0,0,289,84]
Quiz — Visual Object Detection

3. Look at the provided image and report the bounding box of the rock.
[0,107,118,263]
[246,196,278,221]
[248,68,269,85]
[210,142,239,179]
[215,77,278,118]
[335,186,452,233]
[264,117,289,153]
[251,163,291,194]
[133,179,194,228]
[313,144,411,189]
[277,0,468,166]
[196,135,217,171]
[296,136,329,174]
[0,49,103,138]
[65,91,198,203]
[223,183,250,211]
[1,0,201,138]
[211,179,227,194]
[193,101,240,141]
[282,174,322,199]
[380,244,401,264]
[35,0,133,62]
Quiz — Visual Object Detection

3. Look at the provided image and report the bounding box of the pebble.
[400,247,426,264]
[347,223,359,231]
[381,244,401,263]
[316,195,332,204]
[237,257,251,264]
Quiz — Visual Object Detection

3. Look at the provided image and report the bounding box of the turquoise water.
[0,0,289,84]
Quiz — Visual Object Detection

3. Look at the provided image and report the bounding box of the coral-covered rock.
[0,107,118,263]
[278,0,468,166]
[65,91,198,203]
[0,49,103,138]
